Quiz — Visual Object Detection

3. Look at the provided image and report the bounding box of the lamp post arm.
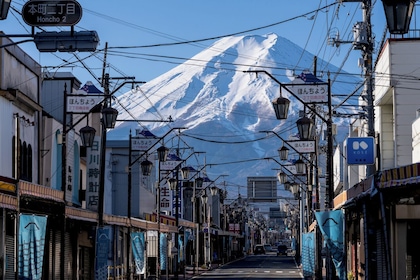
[260,130,313,164]
[243,70,329,123]
[130,127,187,167]
[264,157,307,185]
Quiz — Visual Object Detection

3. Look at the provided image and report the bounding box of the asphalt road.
[192,253,304,279]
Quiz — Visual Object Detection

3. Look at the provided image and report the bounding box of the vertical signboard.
[86,135,101,211]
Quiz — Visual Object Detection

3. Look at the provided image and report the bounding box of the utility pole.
[330,0,376,177]
[362,0,376,177]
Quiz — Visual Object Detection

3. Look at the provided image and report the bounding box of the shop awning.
[377,162,420,189]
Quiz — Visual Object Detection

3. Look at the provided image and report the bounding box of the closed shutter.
[64,231,72,280]
[48,228,62,279]
[376,229,387,279]
[5,235,14,280]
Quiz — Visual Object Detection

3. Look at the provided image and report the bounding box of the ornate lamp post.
[139,145,168,279]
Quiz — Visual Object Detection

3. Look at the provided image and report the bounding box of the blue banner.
[95,227,111,279]
[131,232,145,275]
[18,214,47,280]
[302,232,315,277]
[178,234,184,262]
[315,210,346,280]
[160,233,167,270]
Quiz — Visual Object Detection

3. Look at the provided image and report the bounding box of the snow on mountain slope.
[108,33,360,198]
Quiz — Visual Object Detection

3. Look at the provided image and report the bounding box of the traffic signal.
[34,31,99,52]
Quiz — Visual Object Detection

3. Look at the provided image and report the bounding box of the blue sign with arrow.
[347,137,375,165]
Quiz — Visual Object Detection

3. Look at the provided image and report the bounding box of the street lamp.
[382,0,416,34]
[278,145,289,161]
[277,171,287,184]
[294,157,306,175]
[79,125,96,147]
[140,159,153,176]
[200,186,219,268]
[296,116,314,141]
[138,144,169,279]
[272,92,290,119]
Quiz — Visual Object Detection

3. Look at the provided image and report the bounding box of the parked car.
[264,244,273,253]
[254,244,266,255]
[277,245,288,256]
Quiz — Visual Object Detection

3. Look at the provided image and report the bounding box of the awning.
[65,206,98,223]
[377,162,420,189]
[0,193,17,210]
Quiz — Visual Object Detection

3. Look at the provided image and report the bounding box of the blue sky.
[0,1,402,95]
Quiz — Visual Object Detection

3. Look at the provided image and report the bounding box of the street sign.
[347,137,375,165]
[67,90,103,113]
[288,83,328,103]
[287,140,316,153]
[131,137,159,151]
[160,160,183,171]
[22,0,82,26]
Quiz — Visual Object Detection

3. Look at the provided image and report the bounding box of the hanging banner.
[95,227,111,279]
[302,232,315,277]
[178,234,184,262]
[315,210,346,280]
[131,232,145,275]
[18,214,48,280]
[160,233,167,270]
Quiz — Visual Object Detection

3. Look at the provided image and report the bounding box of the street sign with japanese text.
[288,83,328,103]
[160,160,183,171]
[67,93,103,113]
[287,140,316,153]
[22,0,82,26]
[131,137,159,151]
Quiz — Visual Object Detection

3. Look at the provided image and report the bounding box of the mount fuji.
[107,33,361,199]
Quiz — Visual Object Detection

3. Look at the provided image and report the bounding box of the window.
[12,137,33,181]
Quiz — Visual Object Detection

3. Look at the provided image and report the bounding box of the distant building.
[247,176,278,203]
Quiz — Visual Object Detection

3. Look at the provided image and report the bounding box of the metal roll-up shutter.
[376,229,387,279]
[64,231,72,280]
[4,235,14,280]
[48,228,62,279]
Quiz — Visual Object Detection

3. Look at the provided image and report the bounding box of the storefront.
[338,163,420,280]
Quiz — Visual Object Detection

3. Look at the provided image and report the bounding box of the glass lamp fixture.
[201,192,208,204]
[296,116,314,140]
[168,178,177,191]
[277,171,287,184]
[272,95,290,120]
[157,145,169,162]
[101,106,119,129]
[79,125,96,147]
[195,177,204,188]
[140,159,153,176]
[284,181,291,192]
[181,167,190,180]
[295,158,306,174]
[278,145,289,161]
[210,186,219,196]
[382,0,415,34]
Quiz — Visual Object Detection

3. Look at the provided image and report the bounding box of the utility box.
[34,30,99,52]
